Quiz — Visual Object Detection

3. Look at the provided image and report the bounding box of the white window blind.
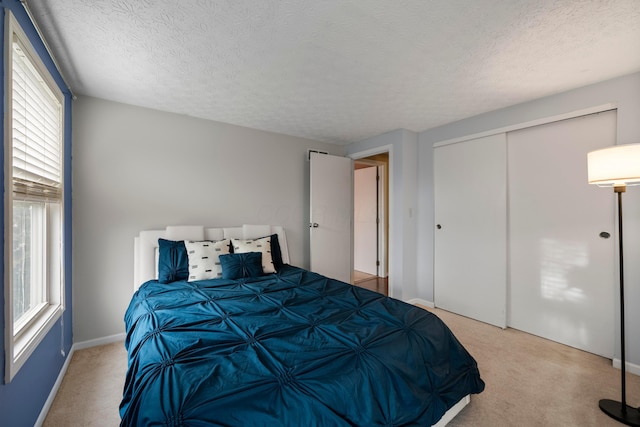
[11,39,62,201]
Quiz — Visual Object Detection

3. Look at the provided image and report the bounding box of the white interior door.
[508,111,616,357]
[354,166,378,275]
[310,152,353,283]
[434,134,508,328]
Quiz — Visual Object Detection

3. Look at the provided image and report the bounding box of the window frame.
[4,11,66,383]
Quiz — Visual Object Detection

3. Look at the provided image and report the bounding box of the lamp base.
[600,399,640,426]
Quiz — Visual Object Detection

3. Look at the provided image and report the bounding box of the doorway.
[353,153,389,295]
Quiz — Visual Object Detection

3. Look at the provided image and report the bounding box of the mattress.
[120,265,484,426]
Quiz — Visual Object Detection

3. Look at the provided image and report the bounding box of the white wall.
[346,129,418,300]
[417,72,640,366]
[72,96,344,342]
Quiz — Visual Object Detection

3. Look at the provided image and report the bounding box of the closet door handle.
[436,224,442,230]
[599,231,610,239]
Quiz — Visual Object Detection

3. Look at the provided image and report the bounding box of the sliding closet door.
[434,134,507,328]
[508,111,616,357]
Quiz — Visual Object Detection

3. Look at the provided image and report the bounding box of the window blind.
[11,39,62,201]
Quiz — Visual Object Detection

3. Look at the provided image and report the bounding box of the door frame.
[354,160,387,278]
[349,145,393,296]
[433,103,617,148]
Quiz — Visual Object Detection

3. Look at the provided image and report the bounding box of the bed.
[120,225,484,426]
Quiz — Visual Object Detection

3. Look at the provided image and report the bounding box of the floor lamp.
[588,143,640,426]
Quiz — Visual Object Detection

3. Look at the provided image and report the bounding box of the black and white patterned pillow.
[184,239,231,281]
[231,236,276,273]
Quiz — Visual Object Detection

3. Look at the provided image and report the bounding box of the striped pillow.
[184,239,231,281]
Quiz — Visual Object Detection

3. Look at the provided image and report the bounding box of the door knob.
[310,223,319,228]
[436,224,442,230]
[599,231,611,239]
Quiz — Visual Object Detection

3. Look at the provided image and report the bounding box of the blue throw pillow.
[158,239,189,283]
[219,252,263,280]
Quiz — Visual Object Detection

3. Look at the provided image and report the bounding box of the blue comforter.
[120,266,484,426]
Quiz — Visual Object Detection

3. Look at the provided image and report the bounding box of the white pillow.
[184,239,231,281]
[231,236,276,273]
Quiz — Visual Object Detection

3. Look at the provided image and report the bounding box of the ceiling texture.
[26,0,640,144]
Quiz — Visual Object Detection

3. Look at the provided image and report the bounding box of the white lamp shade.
[587,143,640,186]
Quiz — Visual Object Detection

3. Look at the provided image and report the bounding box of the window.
[4,12,65,382]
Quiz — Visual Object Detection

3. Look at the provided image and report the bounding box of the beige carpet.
[43,342,126,426]
[43,308,640,426]
[426,307,640,427]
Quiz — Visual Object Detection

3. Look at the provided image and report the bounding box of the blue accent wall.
[0,1,73,426]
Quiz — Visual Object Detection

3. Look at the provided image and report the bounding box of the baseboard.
[34,346,76,427]
[613,358,640,376]
[405,298,435,308]
[73,332,126,351]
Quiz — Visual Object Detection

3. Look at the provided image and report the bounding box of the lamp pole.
[598,185,640,426]
[588,143,640,426]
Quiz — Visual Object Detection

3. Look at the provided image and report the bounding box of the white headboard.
[133,224,290,290]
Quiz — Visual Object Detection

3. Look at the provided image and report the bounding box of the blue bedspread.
[120,266,484,426]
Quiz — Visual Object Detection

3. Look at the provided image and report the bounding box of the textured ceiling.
[26,0,640,144]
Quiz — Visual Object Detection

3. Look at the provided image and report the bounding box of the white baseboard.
[613,358,640,376]
[34,346,76,427]
[73,332,126,351]
[405,298,435,308]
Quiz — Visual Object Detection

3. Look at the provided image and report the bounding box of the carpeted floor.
[43,307,640,426]
[43,342,126,426]
[425,307,640,427]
